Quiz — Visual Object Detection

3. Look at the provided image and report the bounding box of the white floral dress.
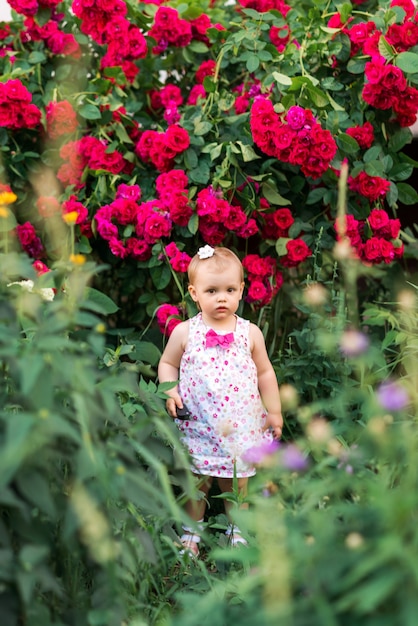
[177,312,272,478]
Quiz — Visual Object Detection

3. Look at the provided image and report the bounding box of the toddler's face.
[188,261,244,321]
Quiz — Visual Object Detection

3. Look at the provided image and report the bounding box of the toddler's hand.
[266,412,283,440]
[166,394,183,419]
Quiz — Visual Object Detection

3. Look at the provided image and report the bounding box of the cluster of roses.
[20,15,81,59]
[135,125,190,172]
[94,180,188,261]
[148,6,223,55]
[57,136,133,189]
[8,0,60,16]
[329,0,418,128]
[148,6,192,53]
[195,186,258,245]
[362,58,418,129]
[0,79,41,130]
[250,98,338,180]
[6,0,81,58]
[336,208,404,265]
[242,253,283,306]
[72,0,147,84]
[338,122,392,205]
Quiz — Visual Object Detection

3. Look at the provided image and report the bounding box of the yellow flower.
[69,253,86,265]
[0,206,10,218]
[0,187,17,205]
[62,211,78,225]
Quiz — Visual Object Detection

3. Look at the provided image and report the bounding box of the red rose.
[156,303,182,337]
[346,121,374,149]
[281,239,312,267]
[272,208,294,235]
[170,251,191,273]
[247,279,268,302]
[368,208,389,233]
[144,212,172,243]
[164,125,190,153]
[167,192,193,226]
[349,171,391,201]
[125,238,152,261]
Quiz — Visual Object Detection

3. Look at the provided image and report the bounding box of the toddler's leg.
[218,476,249,546]
[180,475,212,557]
[185,474,213,521]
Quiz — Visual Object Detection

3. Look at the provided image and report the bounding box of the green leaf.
[131,341,161,366]
[364,146,382,162]
[388,127,412,152]
[339,2,353,22]
[386,181,399,208]
[261,182,291,205]
[389,163,413,181]
[188,40,209,53]
[78,104,102,120]
[184,148,198,169]
[74,311,101,327]
[246,54,260,72]
[346,58,367,74]
[272,71,292,86]
[276,237,291,256]
[236,141,261,162]
[150,264,171,290]
[306,85,329,108]
[188,212,199,235]
[397,182,418,205]
[20,355,45,396]
[189,162,211,184]
[364,160,385,177]
[203,76,216,93]
[194,120,213,136]
[28,51,46,64]
[82,287,119,315]
[114,124,133,144]
[394,51,418,73]
[306,188,326,205]
[378,35,396,62]
[336,134,359,154]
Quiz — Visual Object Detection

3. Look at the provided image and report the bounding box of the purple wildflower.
[339,329,370,357]
[242,439,280,465]
[377,381,409,411]
[280,444,308,472]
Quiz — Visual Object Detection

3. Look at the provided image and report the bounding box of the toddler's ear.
[188,284,198,301]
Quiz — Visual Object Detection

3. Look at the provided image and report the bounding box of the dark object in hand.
[176,404,191,419]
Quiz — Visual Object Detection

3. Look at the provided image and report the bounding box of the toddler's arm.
[250,323,283,439]
[158,320,188,418]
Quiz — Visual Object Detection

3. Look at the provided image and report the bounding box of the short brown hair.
[187,247,244,284]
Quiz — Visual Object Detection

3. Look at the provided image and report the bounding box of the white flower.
[7,280,55,301]
[197,245,215,259]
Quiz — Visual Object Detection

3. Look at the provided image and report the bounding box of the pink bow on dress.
[205,328,234,349]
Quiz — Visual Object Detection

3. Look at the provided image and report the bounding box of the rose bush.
[0,0,417,337]
[1,2,418,625]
